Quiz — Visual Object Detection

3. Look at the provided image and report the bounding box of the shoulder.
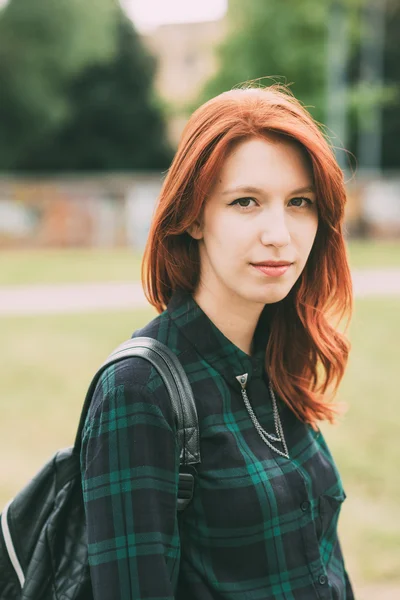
[86,308,182,430]
[128,305,194,394]
[100,307,171,391]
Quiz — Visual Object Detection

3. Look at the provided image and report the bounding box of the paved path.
[0,282,146,316]
[351,267,400,297]
[357,584,400,600]
[0,269,399,316]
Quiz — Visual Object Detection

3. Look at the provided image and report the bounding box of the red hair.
[142,84,353,426]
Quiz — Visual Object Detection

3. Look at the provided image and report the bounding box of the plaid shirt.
[81,289,354,599]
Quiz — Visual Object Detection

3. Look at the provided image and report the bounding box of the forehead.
[214,137,313,190]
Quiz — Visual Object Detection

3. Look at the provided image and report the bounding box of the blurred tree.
[381,0,400,168]
[0,0,117,169]
[347,0,400,169]
[196,0,329,123]
[20,14,174,171]
[349,0,400,169]
[196,0,399,169]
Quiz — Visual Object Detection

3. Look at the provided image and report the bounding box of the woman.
[81,84,354,599]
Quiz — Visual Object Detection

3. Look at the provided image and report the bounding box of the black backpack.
[0,337,201,600]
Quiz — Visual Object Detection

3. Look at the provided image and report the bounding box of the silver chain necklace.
[236,373,290,459]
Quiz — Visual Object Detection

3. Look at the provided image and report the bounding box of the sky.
[120,0,228,32]
[0,0,228,33]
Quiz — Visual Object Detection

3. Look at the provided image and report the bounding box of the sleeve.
[80,359,181,600]
[337,537,355,600]
[344,569,355,600]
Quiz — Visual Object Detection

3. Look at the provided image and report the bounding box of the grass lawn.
[1,239,400,287]
[0,297,399,594]
[346,239,400,269]
[0,248,143,286]
[321,296,400,588]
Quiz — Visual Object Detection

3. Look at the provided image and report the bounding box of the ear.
[187,220,203,240]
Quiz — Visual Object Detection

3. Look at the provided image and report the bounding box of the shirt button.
[318,575,328,585]
[300,501,310,511]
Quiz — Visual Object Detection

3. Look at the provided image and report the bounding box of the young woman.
[81,85,354,599]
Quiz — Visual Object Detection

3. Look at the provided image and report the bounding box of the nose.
[259,207,291,248]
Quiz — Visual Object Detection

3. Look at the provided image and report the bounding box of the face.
[188,136,319,309]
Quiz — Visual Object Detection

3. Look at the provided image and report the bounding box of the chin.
[257,285,292,305]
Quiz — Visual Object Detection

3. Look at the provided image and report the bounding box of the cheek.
[299,220,319,258]
[204,211,243,250]
[290,217,318,257]
[309,216,319,245]
[297,211,318,238]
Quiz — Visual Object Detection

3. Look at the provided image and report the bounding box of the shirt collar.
[167,289,270,390]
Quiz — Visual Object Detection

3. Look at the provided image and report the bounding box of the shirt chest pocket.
[292,427,347,541]
[315,489,346,541]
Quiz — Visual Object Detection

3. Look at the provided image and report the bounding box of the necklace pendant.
[236,373,248,390]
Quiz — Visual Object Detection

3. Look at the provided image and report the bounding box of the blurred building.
[142,19,226,145]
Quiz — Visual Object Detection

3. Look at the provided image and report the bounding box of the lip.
[251,263,292,277]
[251,261,293,267]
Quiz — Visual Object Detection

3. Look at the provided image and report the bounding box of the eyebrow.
[222,184,316,196]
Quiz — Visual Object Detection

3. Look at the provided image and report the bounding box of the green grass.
[1,240,400,287]
[0,248,143,285]
[0,298,399,591]
[345,239,400,269]
[0,305,157,507]
[321,296,400,586]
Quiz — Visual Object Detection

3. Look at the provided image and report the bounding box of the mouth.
[250,263,293,277]
[251,261,293,267]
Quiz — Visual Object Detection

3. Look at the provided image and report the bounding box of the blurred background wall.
[1,172,400,248]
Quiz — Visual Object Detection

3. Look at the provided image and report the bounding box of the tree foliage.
[196,0,400,168]
[0,0,117,168]
[18,15,174,171]
[381,0,400,168]
[198,0,329,123]
[0,0,172,170]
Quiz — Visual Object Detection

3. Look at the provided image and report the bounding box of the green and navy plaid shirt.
[81,288,354,599]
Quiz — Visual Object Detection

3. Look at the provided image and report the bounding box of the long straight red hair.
[142,84,353,426]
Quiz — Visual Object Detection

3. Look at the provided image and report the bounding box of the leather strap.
[74,337,201,468]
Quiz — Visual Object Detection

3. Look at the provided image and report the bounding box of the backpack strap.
[75,337,201,510]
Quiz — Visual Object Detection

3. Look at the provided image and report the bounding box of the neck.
[192,283,264,356]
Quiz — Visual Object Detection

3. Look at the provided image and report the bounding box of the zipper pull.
[236,373,248,390]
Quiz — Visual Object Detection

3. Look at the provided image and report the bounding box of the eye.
[289,196,314,208]
[229,197,257,209]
